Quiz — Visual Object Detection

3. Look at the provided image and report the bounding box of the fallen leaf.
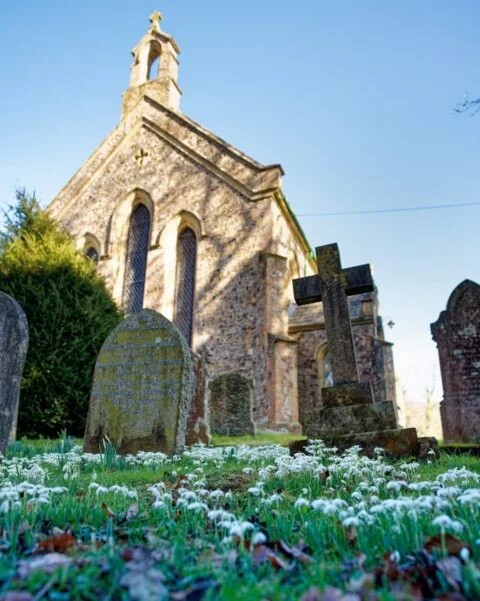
[424,534,472,558]
[300,588,322,601]
[17,553,72,577]
[101,501,115,518]
[345,527,357,548]
[435,557,462,591]
[36,533,77,554]
[276,540,313,564]
[170,577,220,600]
[252,544,291,570]
[0,593,33,601]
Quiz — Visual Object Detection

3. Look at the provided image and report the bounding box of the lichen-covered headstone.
[84,309,193,455]
[209,373,255,436]
[0,292,28,454]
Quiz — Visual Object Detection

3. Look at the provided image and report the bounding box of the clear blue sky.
[1,1,479,409]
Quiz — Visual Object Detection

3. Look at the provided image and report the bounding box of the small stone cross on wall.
[134,148,149,167]
[293,243,374,386]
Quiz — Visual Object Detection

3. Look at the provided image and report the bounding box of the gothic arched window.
[123,204,151,313]
[85,247,99,264]
[173,227,197,347]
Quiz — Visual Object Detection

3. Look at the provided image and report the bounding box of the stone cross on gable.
[149,11,163,31]
[293,243,374,386]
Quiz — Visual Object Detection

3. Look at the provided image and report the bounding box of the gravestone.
[0,292,28,454]
[431,280,480,442]
[209,373,255,436]
[84,309,193,455]
[291,243,420,457]
[186,347,211,446]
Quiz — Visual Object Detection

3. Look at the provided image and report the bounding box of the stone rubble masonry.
[0,292,29,454]
[431,279,480,442]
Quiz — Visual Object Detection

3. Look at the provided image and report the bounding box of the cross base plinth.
[289,428,422,459]
[321,382,375,408]
[304,400,397,438]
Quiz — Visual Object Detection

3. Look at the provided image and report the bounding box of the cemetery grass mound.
[1,440,480,600]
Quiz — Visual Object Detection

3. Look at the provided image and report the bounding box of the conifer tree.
[0,189,122,437]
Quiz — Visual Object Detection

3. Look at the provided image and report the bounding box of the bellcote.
[122,12,182,118]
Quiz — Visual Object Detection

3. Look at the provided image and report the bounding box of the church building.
[48,13,397,434]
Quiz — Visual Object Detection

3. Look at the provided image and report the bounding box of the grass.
[0,438,479,600]
[211,432,305,447]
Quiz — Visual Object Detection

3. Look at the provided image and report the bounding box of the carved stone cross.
[149,11,163,31]
[134,148,149,167]
[293,243,374,386]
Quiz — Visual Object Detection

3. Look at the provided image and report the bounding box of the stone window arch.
[85,247,99,264]
[173,227,197,347]
[317,344,333,389]
[123,204,151,313]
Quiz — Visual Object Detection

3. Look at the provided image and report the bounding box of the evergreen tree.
[0,189,123,437]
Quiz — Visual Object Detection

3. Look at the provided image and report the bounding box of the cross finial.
[149,11,163,31]
[134,148,149,167]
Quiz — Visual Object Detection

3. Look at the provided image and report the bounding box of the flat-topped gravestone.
[0,292,28,455]
[291,243,423,458]
[84,309,194,455]
[209,373,255,436]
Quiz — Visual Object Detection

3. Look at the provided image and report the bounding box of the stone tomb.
[0,292,29,454]
[209,373,255,436]
[431,279,480,442]
[291,243,419,457]
[84,309,193,455]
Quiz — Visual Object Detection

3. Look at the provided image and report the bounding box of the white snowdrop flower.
[301,488,309,495]
[176,487,188,496]
[148,486,162,499]
[0,500,9,513]
[370,495,379,504]
[36,496,50,505]
[152,500,166,510]
[386,481,403,493]
[264,493,282,505]
[187,502,208,512]
[248,487,263,497]
[252,532,267,545]
[95,486,108,496]
[51,487,68,494]
[351,491,363,501]
[390,551,401,563]
[242,467,253,475]
[176,498,188,509]
[437,486,461,498]
[432,515,462,532]
[342,516,360,527]
[127,490,138,499]
[294,497,310,509]
[460,547,471,561]
[209,489,224,500]
[228,521,254,537]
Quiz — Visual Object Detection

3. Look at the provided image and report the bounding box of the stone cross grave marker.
[84,309,194,455]
[294,243,374,395]
[0,292,28,454]
[291,243,413,455]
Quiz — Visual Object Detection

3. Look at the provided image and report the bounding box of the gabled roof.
[48,94,314,264]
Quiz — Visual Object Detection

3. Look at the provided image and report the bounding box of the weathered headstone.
[209,373,255,436]
[186,347,211,446]
[291,243,421,457]
[84,309,193,455]
[0,292,28,454]
[431,279,480,442]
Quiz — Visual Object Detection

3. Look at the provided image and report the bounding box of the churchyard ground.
[0,439,480,600]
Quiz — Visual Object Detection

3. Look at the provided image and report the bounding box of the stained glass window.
[123,204,151,313]
[173,228,196,347]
